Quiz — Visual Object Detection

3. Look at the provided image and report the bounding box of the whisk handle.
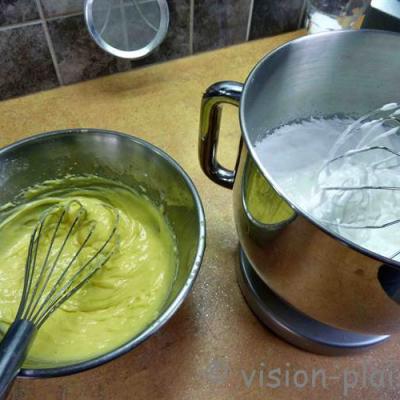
[0,320,36,400]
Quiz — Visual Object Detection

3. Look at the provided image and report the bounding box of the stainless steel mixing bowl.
[0,129,205,377]
[199,30,400,336]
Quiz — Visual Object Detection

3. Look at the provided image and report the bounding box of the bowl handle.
[198,81,243,189]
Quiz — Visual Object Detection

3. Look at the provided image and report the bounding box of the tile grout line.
[297,0,307,29]
[46,11,83,22]
[245,0,254,41]
[0,19,41,32]
[34,0,64,86]
[189,0,194,54]
[0,11,82,32]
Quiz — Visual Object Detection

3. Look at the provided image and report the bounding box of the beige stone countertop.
[0,30,399,400]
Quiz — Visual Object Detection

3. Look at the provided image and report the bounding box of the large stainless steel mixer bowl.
[0,129,205,377]
[199,30,400,336]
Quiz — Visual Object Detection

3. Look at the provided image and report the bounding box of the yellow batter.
[0,176,177,366]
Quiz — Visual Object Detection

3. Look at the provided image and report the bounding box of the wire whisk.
[0,200,119,399]
[313,104,400,232]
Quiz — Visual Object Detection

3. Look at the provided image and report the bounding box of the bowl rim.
[0,128,206,378]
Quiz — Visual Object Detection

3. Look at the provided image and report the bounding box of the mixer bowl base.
[237,248,390,355]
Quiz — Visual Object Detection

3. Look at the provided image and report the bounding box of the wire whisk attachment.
[0,200,119,398]
[312,105,400,231]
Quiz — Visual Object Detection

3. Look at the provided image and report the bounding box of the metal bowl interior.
[0,129,205,378]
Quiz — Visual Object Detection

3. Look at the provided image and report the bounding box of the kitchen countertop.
[1,30,399,400]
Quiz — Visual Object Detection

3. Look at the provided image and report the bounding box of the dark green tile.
[0,0,39,26]
[193,0,251,53]
[249,0,304,40]
[40,0,83,18]
[0,23,58,99]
